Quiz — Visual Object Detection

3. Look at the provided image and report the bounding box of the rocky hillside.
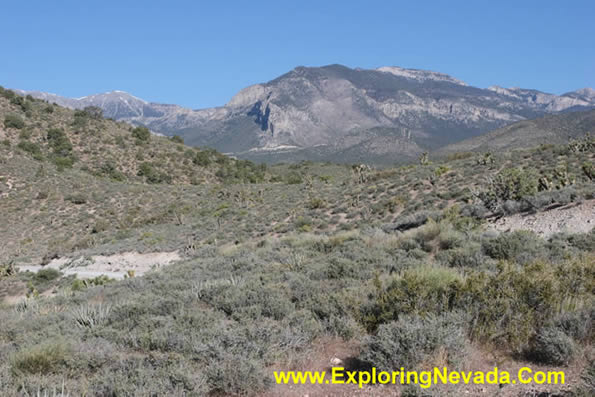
[0,87,266,186]
[16,65,595,164]
[437,109,595,155]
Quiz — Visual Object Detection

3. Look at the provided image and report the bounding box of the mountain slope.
[436,109,595,155]
[0,87,266,185]
[16,65,595,164]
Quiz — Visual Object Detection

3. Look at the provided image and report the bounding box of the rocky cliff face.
[17,64,595,164]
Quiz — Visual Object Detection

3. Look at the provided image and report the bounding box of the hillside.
[1,83,594,396]
[0,87,266,185]
[437,109,595,155]
[17,65,595,164]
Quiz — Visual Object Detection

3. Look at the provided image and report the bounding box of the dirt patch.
[489,199,595,238]
[18,251,181,280]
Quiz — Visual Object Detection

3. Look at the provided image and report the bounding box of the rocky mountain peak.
[14,64,595,164]
[377,66,468,86]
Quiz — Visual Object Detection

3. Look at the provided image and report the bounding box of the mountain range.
[16,65,595,164]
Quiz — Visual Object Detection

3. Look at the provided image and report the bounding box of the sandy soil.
[489,199,594,238]
[18,251,181,280]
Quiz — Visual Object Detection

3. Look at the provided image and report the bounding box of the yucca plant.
[71,303,111,329]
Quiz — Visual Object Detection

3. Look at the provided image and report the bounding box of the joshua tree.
[352,164,373,184]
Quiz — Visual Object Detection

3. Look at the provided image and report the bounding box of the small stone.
[330,357,343,365]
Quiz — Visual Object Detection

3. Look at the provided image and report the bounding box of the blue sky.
[1,0,593,108]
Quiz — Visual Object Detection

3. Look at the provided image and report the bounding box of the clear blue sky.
[1,0,593,109]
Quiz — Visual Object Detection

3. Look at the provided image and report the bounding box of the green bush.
[82,106,103,119]
[34,268,62,282]
[482,230,543,263]
[138,162,171,184]
[479,167,538,211]
[53,156,75,170]
[11,341,70,375]
[132,126,151,142]
[362,266,464,331]
[65,193,87,204]
[17,141,43,160]
[99,161,126,181]
[4,114,25,129]
[10,95,31,112]
[285,172,303,184]
[47,128,73,157]
[193,150,212,166]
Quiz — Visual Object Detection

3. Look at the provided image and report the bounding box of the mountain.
[436,109,595,155]
[16,65,595,164]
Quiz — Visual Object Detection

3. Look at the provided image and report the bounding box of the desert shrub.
[99,161,126,181]
[138,162,171,184]
[362,266,464,331]
[71,275,114,291]
[482,230,543,263]
[578,360,595,396]
[285,172,303,184]
[72,110,90,128]
[552,308,594,342]
[34,268,62,283]
[53,156,75,170]
[0,86,15,99]
[206,354,269,395]
[132,126,151,142]
[11,341,70,375]
[526,186,579,210]
[364,255,593,352]
[89,356,208,396]
[525,326,576,366]
[307,197,326,209]
[65,193,87,204]
[463,257,593,351]
[82,106,103,119]
[4,114,25,129]
[10,95,31,112]
[412,221,463,253]
[193,150,211,166]
[566,230,595,252]
[360,312,468,370]
[17,141,43,160]
[19,129,32,140]
[436,242,485,268]
[47,128,73,156]
[479,167,538,211]
[460,203,489,219]
[205,280,294,321]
